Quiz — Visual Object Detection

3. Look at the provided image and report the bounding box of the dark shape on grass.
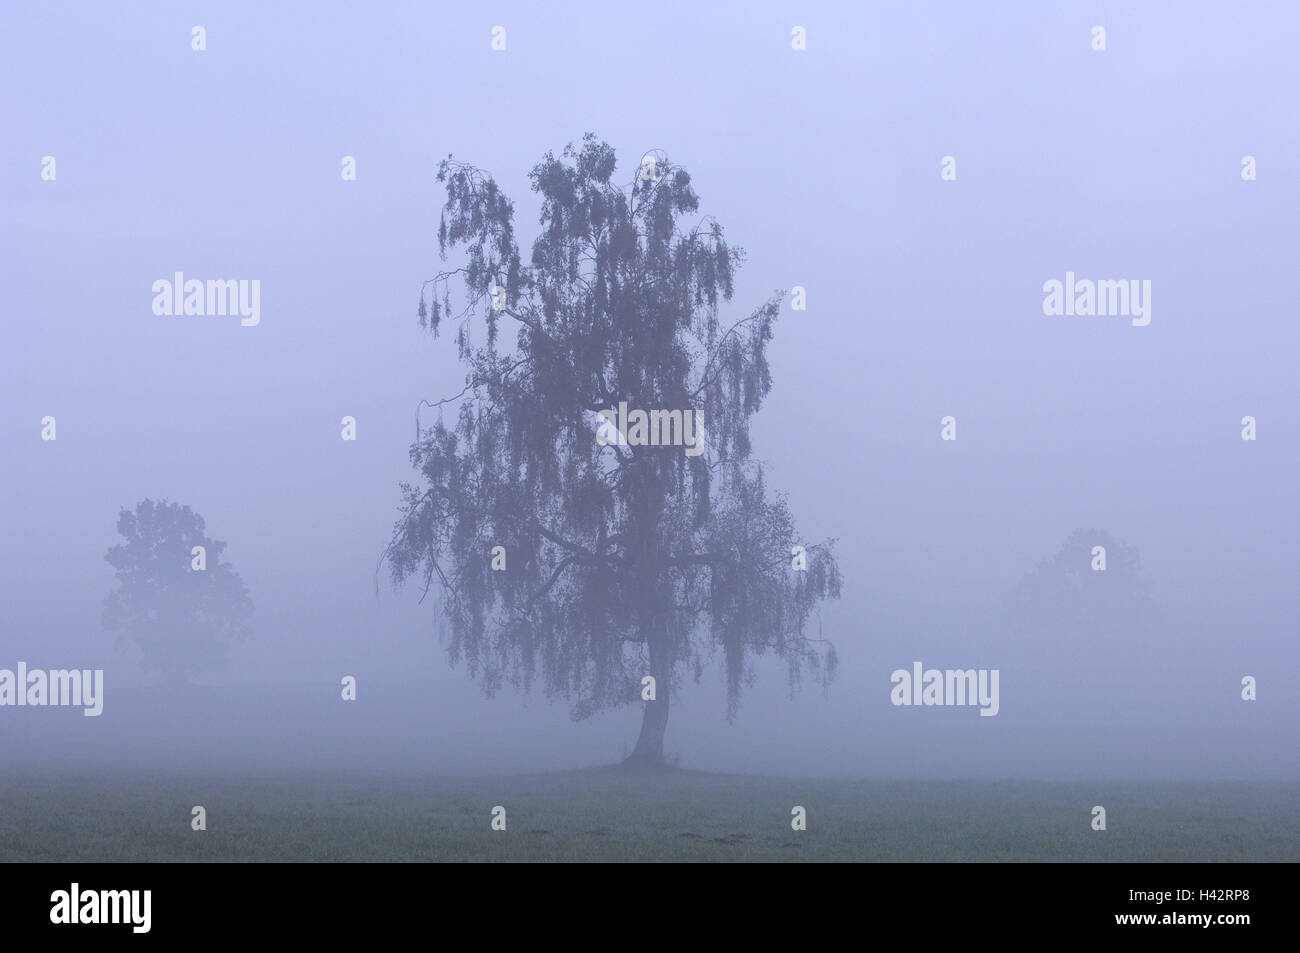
[385,134,841,767]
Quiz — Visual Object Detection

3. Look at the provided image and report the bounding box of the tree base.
[616,753,680,773]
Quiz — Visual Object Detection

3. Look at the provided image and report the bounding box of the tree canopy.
[1002,527,1156,658]
[386,135,840,764]
[103,499,253,682]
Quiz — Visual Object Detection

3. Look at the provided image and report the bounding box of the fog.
[2,1,1296,781]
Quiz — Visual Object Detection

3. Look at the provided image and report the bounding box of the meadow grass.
[2,769,1295,862]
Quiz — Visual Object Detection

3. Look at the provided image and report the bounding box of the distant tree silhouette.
[385,134,841,767]
[103,499,253,682]
[1002,528,1155,658]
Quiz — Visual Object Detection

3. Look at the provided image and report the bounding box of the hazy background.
[2,1,1296,780]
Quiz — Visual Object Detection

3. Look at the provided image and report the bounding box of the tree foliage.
[103,499,253,681]
[386,135,840,760]
[1003,528,1155,645]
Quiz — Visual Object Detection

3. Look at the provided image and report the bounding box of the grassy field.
[2,769,1296,862]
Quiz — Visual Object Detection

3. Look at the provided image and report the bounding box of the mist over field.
[2,0,1297,817]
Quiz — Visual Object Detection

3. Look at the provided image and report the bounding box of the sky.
[1,0,1297,779]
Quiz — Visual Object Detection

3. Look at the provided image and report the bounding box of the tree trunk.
[626,687,669,767]
[625,635,669,768]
